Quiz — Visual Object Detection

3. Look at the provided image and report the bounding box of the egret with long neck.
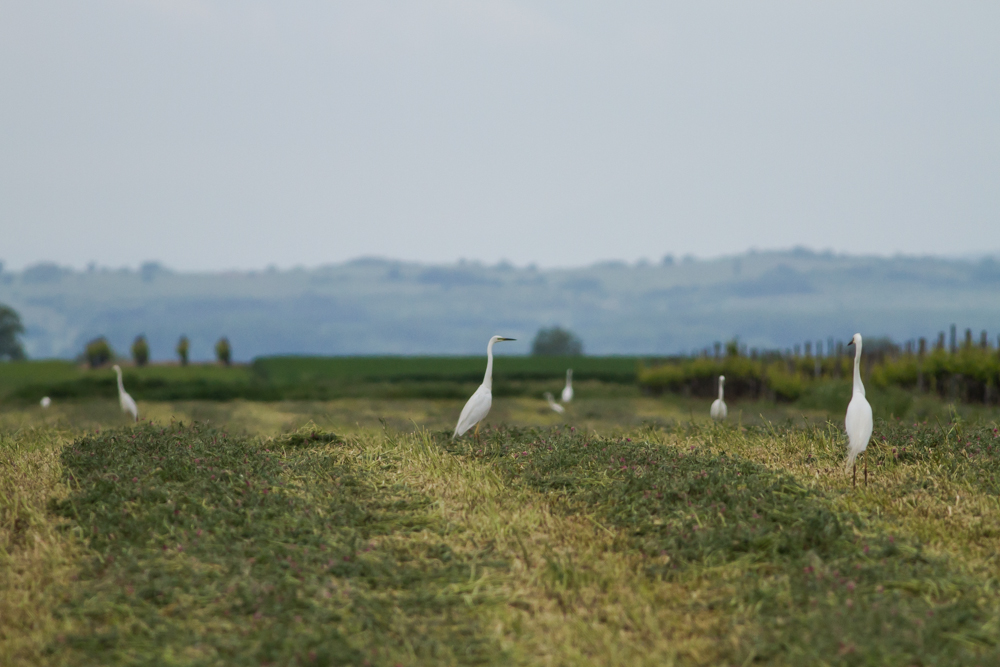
[561,369,573,403]
[453,335,516,439]
[112,364,139,422]
[710,375,727,419]
[844,333,873,487]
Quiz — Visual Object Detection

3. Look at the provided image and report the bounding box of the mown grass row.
[44,423,509,666]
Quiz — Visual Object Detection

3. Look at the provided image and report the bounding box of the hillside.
[2,249,999,360]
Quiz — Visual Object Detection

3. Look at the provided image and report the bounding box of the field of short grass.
[3,396,1000,665]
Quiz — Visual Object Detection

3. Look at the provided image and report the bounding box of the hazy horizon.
[5,248,1000,360]
[5,244,1000,275]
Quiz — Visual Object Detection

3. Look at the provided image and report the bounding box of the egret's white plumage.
[40,396,51,408]
[710,375,727,419]
[544,392,566,414]
[561,369,573,403]
[113,364,139,422]
[844,333,873,477]
[453,336,515,438]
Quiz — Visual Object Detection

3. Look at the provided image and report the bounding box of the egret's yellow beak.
[499,337,516,341]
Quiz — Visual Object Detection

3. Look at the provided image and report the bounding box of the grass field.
[3,394,1000,665]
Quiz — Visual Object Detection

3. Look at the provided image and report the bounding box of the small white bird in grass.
[844,333,874,487]
[453,335,516,439]
[112,364,139,422]
[544,392,566,414]
[40,396,51,408]
[710,375,727,419]
[561,369,573,403]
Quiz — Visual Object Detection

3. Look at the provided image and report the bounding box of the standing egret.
[561,369,574,403]
[453,336,516,439]
[710,375,727,419]
[844,333,874,487]
[40,396,51,408]
[544,392,566,414]
[112,364,139,422]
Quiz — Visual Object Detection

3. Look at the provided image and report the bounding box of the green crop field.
[0,357,642,404]
[252,355,642,384]
[3,394,1000,665]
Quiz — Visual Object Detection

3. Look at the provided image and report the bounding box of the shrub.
[176,336,189,366]
[131,335,149,367]
[531,326,583,356]
[84,337,114,368]
[215,337,231,366]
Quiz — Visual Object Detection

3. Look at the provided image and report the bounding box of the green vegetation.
[3,399,1000,664]
[83,338,113,369]
[640,342,1000,407]
[0,357,642,404]
[531,326,583,356]
[252,355,637,386]
[130,335,149,367]
[177,336,190,366]
[215,337,231,366]
[2,363,259,403]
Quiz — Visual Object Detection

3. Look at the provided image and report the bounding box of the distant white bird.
[844,333,873,487]
[453,335,516,439]
[710,375,727,419]
[561,369,573,403]
[40,396,51,408]
[544,392,566,414]
[112,364,139,422]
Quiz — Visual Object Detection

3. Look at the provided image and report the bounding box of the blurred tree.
[215,337,231,366]
[725,338,741,357]
[131,335,149,367]
[177,335,190,366]
[0,304,26,360]
[531,326,583,356]
[85,337,114,368]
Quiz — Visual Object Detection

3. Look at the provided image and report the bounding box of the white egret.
[453,335,516,439]
[710,375,727,419]
[561,369,574,403]
[112,364,139,422]
[40,396,51,408]
[844,333,874,487]
[544,392,566,414]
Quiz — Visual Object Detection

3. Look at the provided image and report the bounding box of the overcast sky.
[2,1,998,271]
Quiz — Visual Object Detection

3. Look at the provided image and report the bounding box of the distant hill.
[2,250,999,361]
